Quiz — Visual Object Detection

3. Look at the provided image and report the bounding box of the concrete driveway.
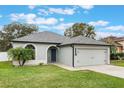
[80,65,124,79]
[54,63,124,79]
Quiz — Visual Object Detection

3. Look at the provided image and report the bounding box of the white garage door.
[75,48,108,67]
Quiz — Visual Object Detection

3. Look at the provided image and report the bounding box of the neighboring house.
[114,38,124,53]
[101,36,123,53]
[114,42,123,53]
[12,31,110,67]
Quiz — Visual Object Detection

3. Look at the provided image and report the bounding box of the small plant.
[39,63,43,65]
[8,47,34,66]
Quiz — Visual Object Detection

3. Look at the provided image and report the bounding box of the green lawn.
[1,62,124,88]
[111,60,124,67]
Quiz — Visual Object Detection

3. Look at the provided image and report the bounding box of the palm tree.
[8,47,34,66]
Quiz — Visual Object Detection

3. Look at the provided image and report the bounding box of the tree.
[8,47,34,66]
[64,23,96,39]
[0,22,38,51]
[85,25,96,39]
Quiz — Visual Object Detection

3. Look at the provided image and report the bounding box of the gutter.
[60,43,111,47]
[12,41,61,45]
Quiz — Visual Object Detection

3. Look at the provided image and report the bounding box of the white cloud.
[48,8,75,15]
[10,13,26,21]
[105,25,124,31]
[10,13,58,25]
[53,23,74,31]
[25,14,37,24]
[59,18,64,22]
[33,17,58,25]
[0,15,2,18]
[37,6,77,16]
[88,20,109,26]
[96,31,124,39]
[28,5,36,10]
[79,5,94,10]
[38,9,49,16]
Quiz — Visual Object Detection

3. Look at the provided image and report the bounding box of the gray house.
[12,31,110,67]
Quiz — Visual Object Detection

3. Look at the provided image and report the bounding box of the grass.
[111,60,124,67]
[0,62,124,87]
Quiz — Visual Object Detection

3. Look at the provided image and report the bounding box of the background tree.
[0,22,38,51]
[64,23,96,39]
[8,47,34,66]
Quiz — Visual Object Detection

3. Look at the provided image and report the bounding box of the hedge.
[111,53,124,60]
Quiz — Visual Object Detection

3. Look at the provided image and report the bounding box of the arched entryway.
[47,46,58,63]
[25,44,36,60]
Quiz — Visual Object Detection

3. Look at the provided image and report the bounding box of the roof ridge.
[36,31,64,37]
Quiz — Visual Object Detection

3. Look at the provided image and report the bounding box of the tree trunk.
[18,60,21,66]
[22,60,26,66]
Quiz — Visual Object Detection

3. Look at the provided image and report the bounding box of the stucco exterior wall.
[12,42,110,67]
[13,60,42,66]
[12,42,57,65]
[58,46,72,66]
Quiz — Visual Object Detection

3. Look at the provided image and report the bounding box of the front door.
[51,49,56,62]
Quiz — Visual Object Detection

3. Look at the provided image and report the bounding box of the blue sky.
[0,5,124,39]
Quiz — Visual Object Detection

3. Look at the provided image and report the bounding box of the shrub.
[110,53,124,60]
[8,47,34,66]
[39,63,43,65]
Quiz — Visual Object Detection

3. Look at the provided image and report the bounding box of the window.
[25,44,35,60]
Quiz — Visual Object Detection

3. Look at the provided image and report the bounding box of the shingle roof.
[114,42,122,46]
[13,31,64,44]
[103,36,124,42]
[61,35,109,46]
[114,37,124,42]
[13,31,109,46]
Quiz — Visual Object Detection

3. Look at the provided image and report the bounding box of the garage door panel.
[75,48,107,67]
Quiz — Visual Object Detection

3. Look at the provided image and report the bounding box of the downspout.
[72,44,74,67]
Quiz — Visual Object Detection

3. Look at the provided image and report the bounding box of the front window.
[25,44,35,60]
